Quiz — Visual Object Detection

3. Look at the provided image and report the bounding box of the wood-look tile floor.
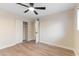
[0,41,75,56]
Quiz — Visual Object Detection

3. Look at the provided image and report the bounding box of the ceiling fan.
[17,3,46,15]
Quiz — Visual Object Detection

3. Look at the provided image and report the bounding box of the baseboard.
[27,39,35,41]
[73,49,79,56]
[40,41,73,51]
[0,40,22,49]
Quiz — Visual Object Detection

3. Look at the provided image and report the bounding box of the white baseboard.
[0,40,22,49]
[73,49,79,56]
[27,39,35,41]
[40,41,73,51]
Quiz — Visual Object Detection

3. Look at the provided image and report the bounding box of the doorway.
[23,22,28,42]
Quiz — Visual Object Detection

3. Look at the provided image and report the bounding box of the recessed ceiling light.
[28,7,35,11]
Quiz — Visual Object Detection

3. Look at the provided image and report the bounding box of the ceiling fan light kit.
[28,7,35,11]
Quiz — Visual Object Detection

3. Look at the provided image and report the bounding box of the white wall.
[40,9,75,49]
[0,9,29,49]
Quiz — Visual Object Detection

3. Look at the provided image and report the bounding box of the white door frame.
[35,19,40,43]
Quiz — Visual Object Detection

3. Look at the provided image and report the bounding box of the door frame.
[35,19,40,43]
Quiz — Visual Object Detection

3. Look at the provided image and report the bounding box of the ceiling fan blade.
[17,3,29,7]
[34,10,38,15]
[29,3,34,7]
[35,7,46,10]
[24,9,29,13]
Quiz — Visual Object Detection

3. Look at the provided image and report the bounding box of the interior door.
[35,19,39,43]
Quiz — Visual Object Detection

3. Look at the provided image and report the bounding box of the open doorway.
[23,22,28,42]
[23,20,39,43]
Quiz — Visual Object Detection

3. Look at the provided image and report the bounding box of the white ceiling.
[0,3,76,19]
